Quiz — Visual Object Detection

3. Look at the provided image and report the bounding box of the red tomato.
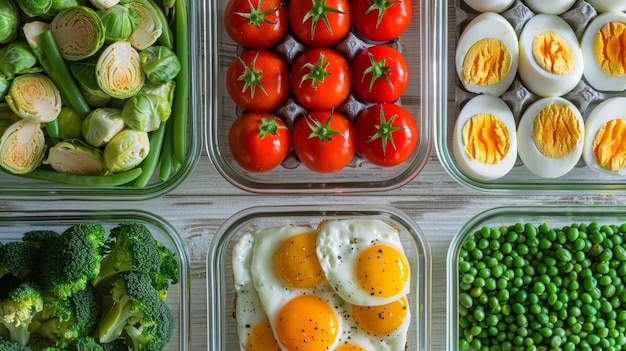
[229,112,291,172]
[226,50,289,111]
[355,103,418,167]
[288,0,351,47]
[224,0,289,49]
[292,110,355,173]
[352,0,412,42]
[351,45,409,103]
[290,48,351,111]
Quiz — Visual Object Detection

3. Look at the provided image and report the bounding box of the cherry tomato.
[288,0,351,47]
[355,103,418,167]
[290,48,351,111]
[224,0,289,49]
[292,110,355,173]
[352,0,412,42]
[351,45,409,103]
[226,49,289,111]
[229,112,291,172]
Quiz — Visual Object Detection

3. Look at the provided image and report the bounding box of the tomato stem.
[300,51,330,89]
[362,52,394,92]
[258,116,287,138]
[303,0,347,39]
[236,0,283,28]
[368,105,403,155]
[305,111,341,142]
[237,52,267,98]
[366,0,400,28]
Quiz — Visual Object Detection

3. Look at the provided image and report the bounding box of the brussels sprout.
[0,119,46,174]
[82,107,125,147]
[43,139,105,175]
[5,73,62,123]
[0,0,19,43]
[96,41,145,99]
[50,6,105,61]
[16,0,52,18]
[127,0,163,50]
[0,42,41,78]
[89,0,119,9]
[140,81,175,106]
[70,61,111,107]
[0,73,10,100]
[139,45,181,83]
[48,0,88,16]
[103,128,149,173]
[56,107,83,140]
[98,5,139,43]
[121,93,170,132]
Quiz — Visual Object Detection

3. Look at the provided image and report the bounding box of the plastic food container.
[205,0,434,193]
[434,0,626,193]
[0,0,202,200]
[207,204,431,350]
[447,205,626,350]
[0,209,190,351]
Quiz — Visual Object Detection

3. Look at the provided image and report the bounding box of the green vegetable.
[55,107,83,140]
[0,119,47,174]
[127,0,164,50]
[0,0,19,43]
[82,107,125,147]
[50,6,105,61]
[16,0,52,18]
[96,41,145,99]
[70,61,112,108]
[22,167,142,186]
[0,42,40,78]
[42,139,106,175]
[139,45,180,83]
[5,74,62,123]
[103,129,149,173]
[98,4,139,43]
[172,0,187,164]
[0,281,44,345]
[0,336,32,351]
[132,120,165,187]
[121,93,170,132]
[0,241,39,280]
[88,0,119,10]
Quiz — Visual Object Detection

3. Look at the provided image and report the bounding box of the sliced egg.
[517,97,584,178]
[581,11,626,92]
[463,0,514,13]
[523,0,576,15]
[455,12,518,96]
[518,14,583,97]
[586,0,626,12]
[583,97,626,176]
[453,94,517,181]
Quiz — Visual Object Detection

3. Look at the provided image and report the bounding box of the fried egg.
[463,0,514,13]
[582,97,626,176]
[455,12,518,96]
[586,0,626,12]
[453,94,517,181]
[523,0,576,15]
[316,219,411,307]
[581,11,626,91]
[518,14,583,97]
[517,97,584,178]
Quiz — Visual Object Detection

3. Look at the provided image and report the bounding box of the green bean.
[133,121,167,188]
[159,116,174,181]
[0,103,12,114]
[22,168,142,186]
[38,30,91,119]
[172,0,188,165]
[45,118,60,144]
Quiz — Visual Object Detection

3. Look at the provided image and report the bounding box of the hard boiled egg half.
[453,94,517,181]
[583,97,626,176]
[581,11,626,92]
[586,0,626,12]
[455,12,518,96]
[463,0,514,13]
[518,14,584,97]
[517,97,584,178]
[523,0,576,15]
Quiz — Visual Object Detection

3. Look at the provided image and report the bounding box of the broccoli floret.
[122,299,173,351]
[99,338,128,351]
[0,335,33,351]
[93,223,162,288]
[31,285,102,348]
[66,336,104,351]
[151,242,179,301]
[0,242,40,280]
[96,272,162,345]
[21,231,59,250]
[0,282,44,346]
[38,224,106,299]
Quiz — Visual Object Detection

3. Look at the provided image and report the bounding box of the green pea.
[459,339,470,351]
[512,303,526,314]
[460,292,473,308]
[556,248,573,262]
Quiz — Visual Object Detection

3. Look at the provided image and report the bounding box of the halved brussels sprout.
[103,128,149,173]
[140,81,175,106]
[82,107,125,147]
[5,73,62,123]
[0,0,19,43]
[139,45,180,83]
[56,107,83,140]
[43,139,105,175]
[96,41,145,99]
[89,0,119,9]
[0,42,40,78]
[0,119,46,174]
[121,93,170,132]
[50,6,105,61]
[70,61,111,107]
[98,4,139,43]
[16,0,52,18]
[127,0,162,50]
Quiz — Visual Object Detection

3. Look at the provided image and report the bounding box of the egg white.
[582,97,626,176]
[523,0,576,15]
[455,12,519,96]
[586,0,626,12]
[518,14,583,97]
[453,94,517,181]
[581,11,626,92]
[463,0,514,13]
[517,97,584,178]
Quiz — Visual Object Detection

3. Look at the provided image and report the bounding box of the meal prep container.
[447,205,626,350]
[0,0,203,200]
[434,0,626,193]
[205,0,434,193]
[206,204,432,350]
[0,209,190,351]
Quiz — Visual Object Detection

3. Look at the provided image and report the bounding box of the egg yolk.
[532,31,575,75]
[592,118,626,172]
[273,232,325,289]
[462,38,512,86]
[462,113,510,164]
[335,344,368,351]
[245,318,281,351]
[532,103,582,159]
[275,295,339,351]
[352,296,409,335]
[593,21,626,76]
[355,243,409,298]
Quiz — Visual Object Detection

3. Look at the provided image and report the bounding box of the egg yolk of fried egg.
[275,295,339,351]
[273,231,325,289]
[582,12,626,91]
[244,317,281,350]
[355,243,410,299]
[335,344,368,351]
[583,97,626,176]
[352,296,409,335]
